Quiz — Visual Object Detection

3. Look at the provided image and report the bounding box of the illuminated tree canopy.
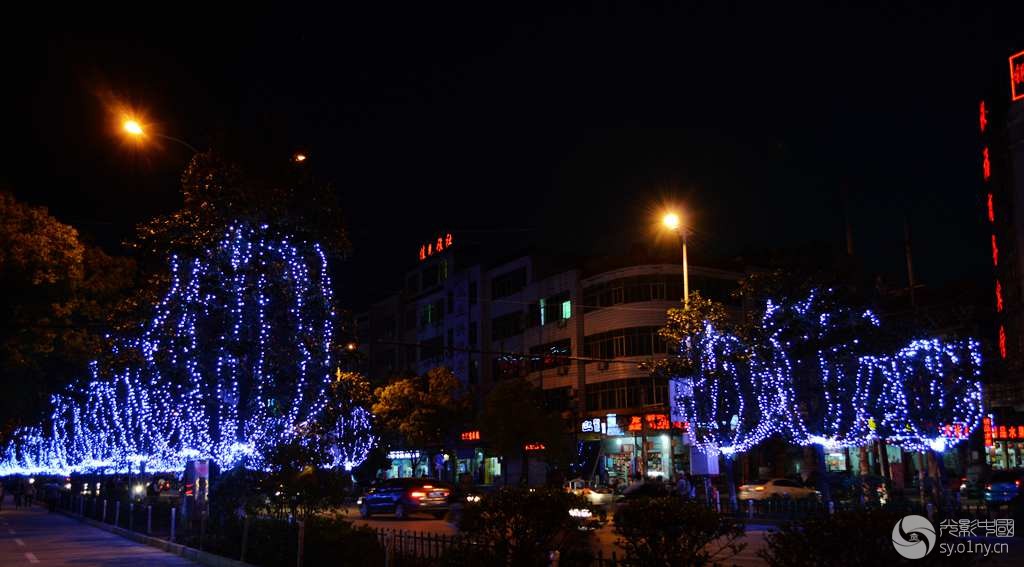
[0,224,374,475]
[670,289,984,456]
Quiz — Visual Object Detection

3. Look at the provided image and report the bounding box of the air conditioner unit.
[597,360,610,371]
[557,365,570,376]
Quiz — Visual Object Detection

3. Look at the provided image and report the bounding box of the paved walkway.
[0,496,195,566]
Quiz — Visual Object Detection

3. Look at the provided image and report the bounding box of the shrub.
[613,496,745,566]
[455,486,590,566]
[759,508,976,566]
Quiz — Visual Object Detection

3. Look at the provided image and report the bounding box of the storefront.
[581,413,689,487]
[383,450,430,478]
[984,417,1024,469]
[456,430,502,485]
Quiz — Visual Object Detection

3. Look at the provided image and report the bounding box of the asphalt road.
[0,496,195,567]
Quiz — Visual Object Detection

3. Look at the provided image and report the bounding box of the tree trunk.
[723,456,738,511]
[858,445,870,506]
[877,440,891,480]
[815,445,831,503]
[929,450,945,506]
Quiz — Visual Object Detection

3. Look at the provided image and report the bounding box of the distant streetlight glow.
[293,153,307,163]
[123,119,144,136]
[662,212,680,230]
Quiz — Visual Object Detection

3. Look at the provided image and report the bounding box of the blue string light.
[0,224,374,476]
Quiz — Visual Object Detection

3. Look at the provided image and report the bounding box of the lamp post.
[122,119,199,153]
[662,212,689,309]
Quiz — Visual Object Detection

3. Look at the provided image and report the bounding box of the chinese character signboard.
[1011,50,1024,102]
[460,430,480,441]
[418,233,454,261]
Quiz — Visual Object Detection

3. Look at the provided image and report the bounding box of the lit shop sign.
[625,414,687,432]
[524,443,546,451]
[1011,50,1024,102]
[418,233,454,261]
[983,417,994,448]
[387,450,421,460]
[993,424,1024,441]
[938,423,971,440]
[979,97,1007,359]
[460,430,481,441]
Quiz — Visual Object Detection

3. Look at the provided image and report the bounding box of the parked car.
[620,482,674,500]
[738,478,820,501]
[984,470,1022,505]
[358,478,451,519]
[564,478,618,506]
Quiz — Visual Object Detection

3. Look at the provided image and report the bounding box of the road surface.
[0,496,195,566]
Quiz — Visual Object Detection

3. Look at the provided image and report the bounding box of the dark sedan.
[358,478,452,519]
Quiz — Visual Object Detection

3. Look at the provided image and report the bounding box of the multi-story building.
[978,49,1024,469]
[358,237,743,483]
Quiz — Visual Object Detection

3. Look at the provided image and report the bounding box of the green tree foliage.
[614,497,746,567]
[647,290,730,378]
[371,367,469,453]
[0,191,136,439]
[480,377,569,483]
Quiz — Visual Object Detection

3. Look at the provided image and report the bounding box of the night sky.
[2,4,1021,309]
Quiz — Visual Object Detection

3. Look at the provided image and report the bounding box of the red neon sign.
[988,193,995,223]
[983,417,993,447]
[980,101,988,132]
[524,443,545,451]
[460,430,480,441]
[418,233,454,261]
[1010,50,1024,102]
[992,234,999,266]
[999,325,1008,359]
[996,280,1004,312]
[983,147,991,181]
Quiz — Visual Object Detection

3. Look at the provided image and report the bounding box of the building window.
[492,311,524,340]
[422,265,440,289]
[492,267,527,299]
[583,274,737,312]
[584,377,666,411]
[584,327,667,359]
[493,354,527,380]
[420,300,444,328]
[561,299,572,320]
[420,336,444,364]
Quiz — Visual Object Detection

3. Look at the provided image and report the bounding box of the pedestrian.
[676,473,693,500]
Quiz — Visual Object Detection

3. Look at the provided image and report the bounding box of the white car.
[738,478,820,501]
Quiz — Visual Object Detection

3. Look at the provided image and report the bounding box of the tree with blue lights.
[0,224,375,476]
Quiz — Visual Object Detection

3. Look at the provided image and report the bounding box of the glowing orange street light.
[660,210,689,309]
[123,119,144,136]
[293,152,308,163]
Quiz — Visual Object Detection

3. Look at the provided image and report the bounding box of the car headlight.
[465,495,481,503]
[568,508,593,519]
[356,497,363,505]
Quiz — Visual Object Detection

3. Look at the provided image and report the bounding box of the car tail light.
[409,491,426,499]
[423,485,433,489]
[986,484,992,491]
[1016,480,1021,488]
[754,486,765,491]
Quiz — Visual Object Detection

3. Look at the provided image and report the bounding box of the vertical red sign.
[1010,50,1024,102]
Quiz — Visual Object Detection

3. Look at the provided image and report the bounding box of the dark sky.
[2,4,1021,309]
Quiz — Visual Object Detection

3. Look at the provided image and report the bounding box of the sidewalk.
[0,496,196,566]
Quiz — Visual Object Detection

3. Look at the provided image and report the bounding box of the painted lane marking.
[25,552,39,563]
[14,538,24,546]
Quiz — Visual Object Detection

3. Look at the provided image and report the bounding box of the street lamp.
[120,117,199,153]
[662,211,689,309]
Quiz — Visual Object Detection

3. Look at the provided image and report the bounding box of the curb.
[58,509,253,567]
